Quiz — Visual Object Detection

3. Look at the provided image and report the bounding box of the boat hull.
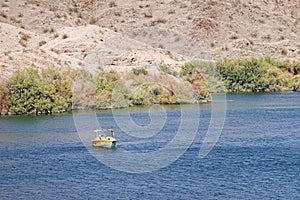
[92,130,117,149]
[92,140,116,148]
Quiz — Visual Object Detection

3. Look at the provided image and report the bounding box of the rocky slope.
[1,0,300,81]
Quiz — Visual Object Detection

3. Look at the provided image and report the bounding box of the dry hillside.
[0,0,300,81]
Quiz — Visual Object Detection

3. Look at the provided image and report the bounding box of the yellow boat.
[92,129,117,148]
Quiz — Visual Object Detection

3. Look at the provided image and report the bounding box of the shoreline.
[1,91,299,116]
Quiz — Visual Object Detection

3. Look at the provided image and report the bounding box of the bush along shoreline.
[0,67,74,115]
[1,56,300,115]
[216,56,300,93]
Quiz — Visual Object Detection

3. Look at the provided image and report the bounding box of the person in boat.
[110,129,115,137]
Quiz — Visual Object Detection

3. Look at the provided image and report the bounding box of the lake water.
[0,93,300,199]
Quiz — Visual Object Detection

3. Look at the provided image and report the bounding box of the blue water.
[0,93,300,199]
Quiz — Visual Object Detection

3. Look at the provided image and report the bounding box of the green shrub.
[216,57,300,92]
[132,67,148,75]
[292,75,300,91]
[129,80,181,105]
[0,83,9,114]
[96,71,120,93]
[129,89,152,105]
[180,62,196,76]
[95,71,131,108]
[180,61,211,101]
[8,67,72,114]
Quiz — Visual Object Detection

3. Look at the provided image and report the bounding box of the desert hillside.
[1,0,300,80]
[1,0,300,114]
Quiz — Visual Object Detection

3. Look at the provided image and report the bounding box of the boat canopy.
[94,129,114,133]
